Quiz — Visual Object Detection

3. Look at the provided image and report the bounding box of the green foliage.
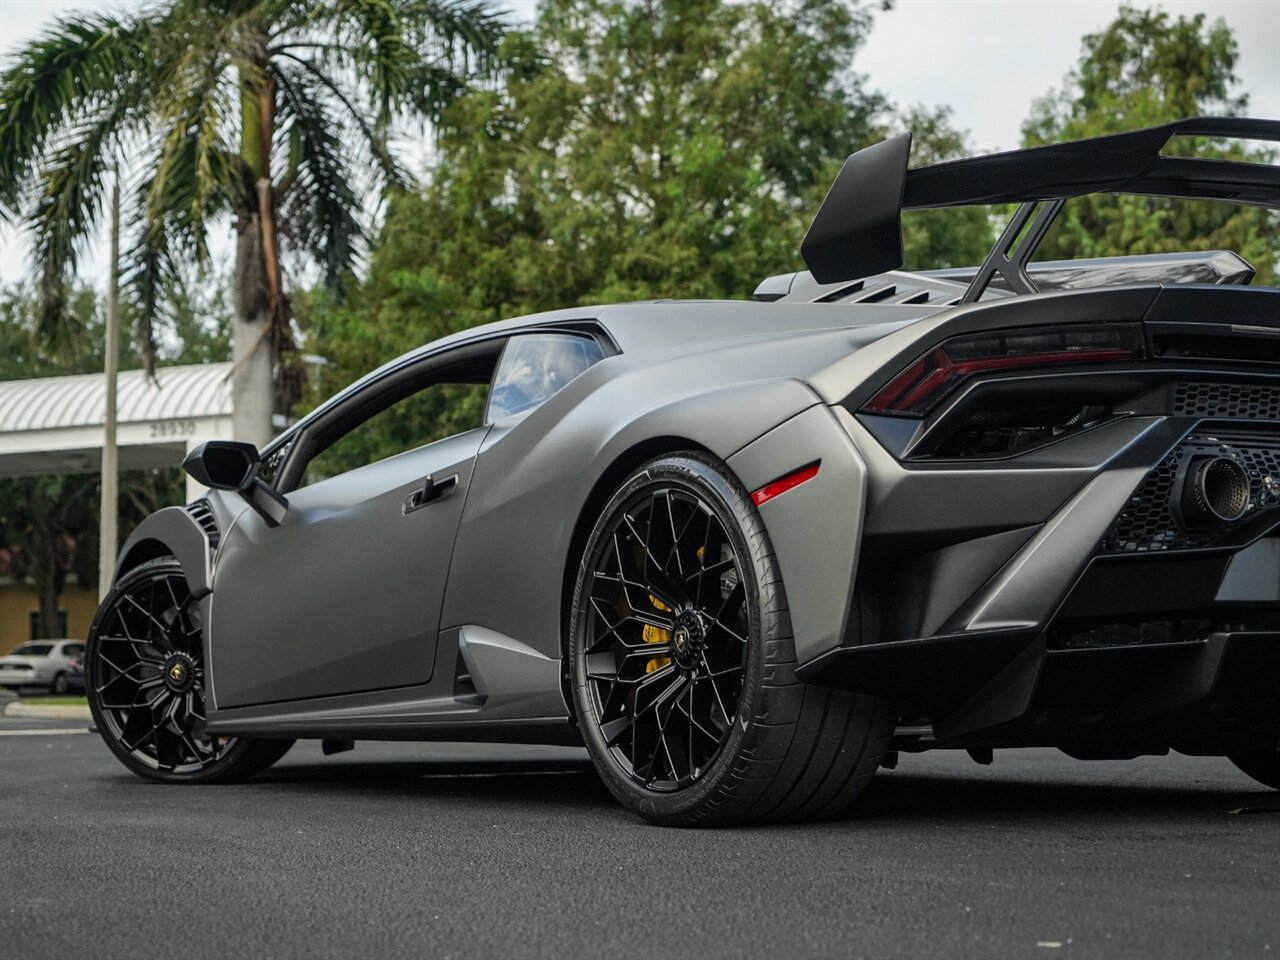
[1023,5,1278,282]
[899,105,998,270]
[306,0,904,404]
[0,281,228,636]
[302,382,488,482]
[0,284,103,378]
[0,0,509,362]
[0,471,99,637]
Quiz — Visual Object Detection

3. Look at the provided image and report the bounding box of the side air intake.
[185,499,221,549]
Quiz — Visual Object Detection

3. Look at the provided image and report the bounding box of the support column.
[97,178,121,600]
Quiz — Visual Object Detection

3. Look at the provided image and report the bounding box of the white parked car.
[0,640,86,695]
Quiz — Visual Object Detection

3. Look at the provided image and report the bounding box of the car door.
[208,342,500,709]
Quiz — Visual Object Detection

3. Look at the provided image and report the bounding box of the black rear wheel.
[570,452,894,826]
[87,557,293,784]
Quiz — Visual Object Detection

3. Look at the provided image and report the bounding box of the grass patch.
[20,696,88,706]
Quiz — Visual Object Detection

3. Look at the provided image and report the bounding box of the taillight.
[865,322,1146,417]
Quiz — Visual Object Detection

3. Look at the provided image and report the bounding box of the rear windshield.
[10,642,53,656]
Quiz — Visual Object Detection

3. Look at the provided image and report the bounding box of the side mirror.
[183,441,288,527]
[182,440,258,490]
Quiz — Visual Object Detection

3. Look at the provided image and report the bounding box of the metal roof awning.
[0,363,233,478]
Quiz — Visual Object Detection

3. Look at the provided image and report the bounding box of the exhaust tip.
[1182,456,1251,526]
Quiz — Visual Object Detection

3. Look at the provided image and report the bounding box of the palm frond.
[271,53,407,188]
[0,12,156,218]
[393,0,509,67]
[272,0,507,125]
[27,99,134,356]
[272,64,365,286]
[147,59,243,263]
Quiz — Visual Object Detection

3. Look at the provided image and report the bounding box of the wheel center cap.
[671,613,705,669]
[163,653,196,693]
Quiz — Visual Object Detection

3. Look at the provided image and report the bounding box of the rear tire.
[87,557,294,784]
[1230,753,1280,790]
[569,452,894,826]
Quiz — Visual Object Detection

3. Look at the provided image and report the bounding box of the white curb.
[3,702,92,720]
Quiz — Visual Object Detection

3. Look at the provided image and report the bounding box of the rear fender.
[728,404,868,665]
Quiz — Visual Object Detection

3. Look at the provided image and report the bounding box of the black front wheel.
[570,453,894,826]
[87,557,293,784]
[50,672,69,696]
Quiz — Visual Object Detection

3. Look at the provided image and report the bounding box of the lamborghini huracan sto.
[87,117,1280,824]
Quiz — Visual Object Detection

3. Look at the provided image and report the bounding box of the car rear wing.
[801,116,1280,300]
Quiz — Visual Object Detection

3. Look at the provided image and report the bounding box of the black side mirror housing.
[182,440,258,490]
[182,441,288,527]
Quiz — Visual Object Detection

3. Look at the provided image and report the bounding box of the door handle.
[403,474,459,515]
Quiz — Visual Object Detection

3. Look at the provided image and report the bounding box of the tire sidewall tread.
[87,557,293,785]
[570,452,892,826]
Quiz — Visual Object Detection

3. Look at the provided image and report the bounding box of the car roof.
[267,298,944,459]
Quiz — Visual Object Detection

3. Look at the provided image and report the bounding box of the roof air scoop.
[801,134,910,284]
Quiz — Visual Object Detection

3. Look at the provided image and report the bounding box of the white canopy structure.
[0,363,233,500]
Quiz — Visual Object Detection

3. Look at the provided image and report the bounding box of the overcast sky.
[0,0,1276,286]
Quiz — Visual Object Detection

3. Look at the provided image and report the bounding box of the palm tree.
[0,0,507,447]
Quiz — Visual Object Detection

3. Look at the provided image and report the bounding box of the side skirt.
[206,625,579,745]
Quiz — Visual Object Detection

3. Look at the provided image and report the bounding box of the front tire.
[50,672,69,696]
[87,557,294,784]
[570,452,894,826]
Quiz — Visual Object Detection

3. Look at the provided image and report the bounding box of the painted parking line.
[0,728,91,736]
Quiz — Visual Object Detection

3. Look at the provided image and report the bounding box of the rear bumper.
[795,410,1279,752]
[801,630,1280,756]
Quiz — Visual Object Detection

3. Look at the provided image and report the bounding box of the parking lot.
[2,715,1277,960]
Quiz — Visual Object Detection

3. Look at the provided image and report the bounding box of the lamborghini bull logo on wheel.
[86,115,1280,821]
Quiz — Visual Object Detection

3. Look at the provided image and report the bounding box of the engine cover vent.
[1174,383,1280,421]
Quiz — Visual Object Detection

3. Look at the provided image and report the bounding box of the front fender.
[113,506,214,599]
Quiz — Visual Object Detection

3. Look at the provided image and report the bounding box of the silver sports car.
[88,116,1280,824]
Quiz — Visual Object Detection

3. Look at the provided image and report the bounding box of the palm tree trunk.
[232,216,275,449]
[30,526,61,640]
[37,576,62,640]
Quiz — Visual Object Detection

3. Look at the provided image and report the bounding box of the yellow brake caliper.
[644,594,673,673]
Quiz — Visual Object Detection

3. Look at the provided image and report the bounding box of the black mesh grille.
[1174,383,1280,420]
[1101,433,1280,553]
[185,499,220,549]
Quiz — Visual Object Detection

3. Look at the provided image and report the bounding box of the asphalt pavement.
[1,721,1277,960]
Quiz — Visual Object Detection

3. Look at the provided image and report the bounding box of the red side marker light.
[751,462,821,507]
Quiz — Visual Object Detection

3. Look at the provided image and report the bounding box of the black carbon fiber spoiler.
[802,116,1280,287]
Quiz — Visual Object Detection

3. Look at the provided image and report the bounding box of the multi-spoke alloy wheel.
[571,453,895,826]
[88,558,293,784]
[581,483,749,791]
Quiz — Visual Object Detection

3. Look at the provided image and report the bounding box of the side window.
[487,334,606,422]
[63,643,85,657]
[300,381,488,487]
